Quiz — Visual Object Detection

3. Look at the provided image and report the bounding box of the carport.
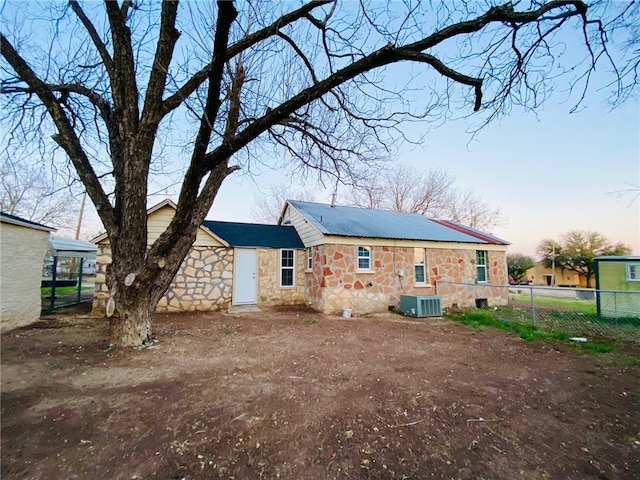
[45,237,97,310]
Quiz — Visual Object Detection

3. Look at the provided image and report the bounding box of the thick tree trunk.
[106,279,162,347]
[109,302,154,347]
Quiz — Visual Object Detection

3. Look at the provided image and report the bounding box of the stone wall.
[92,244,234,315]
[432,250,509,308]
[258,249,306,306]
[0,223,50,331]
[305,244,508,314]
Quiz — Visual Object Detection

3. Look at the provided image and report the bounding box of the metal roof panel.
[288,200,499,244]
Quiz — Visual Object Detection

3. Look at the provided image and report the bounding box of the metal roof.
[287,200,506,244]
[594,256,640,261]
[432,219,510,245]
[50,236,97,259]
[203,221,304,248]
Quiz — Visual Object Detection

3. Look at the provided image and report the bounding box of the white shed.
[0,212,55,332]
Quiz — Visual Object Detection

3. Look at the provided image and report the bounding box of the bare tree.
[0,159,79,229]
[0,0,631,346]
[348,163,504,231]
[251,184,317,225]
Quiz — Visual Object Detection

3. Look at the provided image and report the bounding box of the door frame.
[233,248,258,305]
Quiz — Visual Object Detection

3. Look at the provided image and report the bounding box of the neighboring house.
[279,200,510,314]
[526,261,587,287]
[92,200,305,315]
[594,256,640,319]
[0,212,55,331]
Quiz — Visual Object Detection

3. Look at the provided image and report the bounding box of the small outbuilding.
[594,256,640,319]
[0,212,55,331]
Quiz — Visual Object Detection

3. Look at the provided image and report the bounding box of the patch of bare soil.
[2,307,639,479]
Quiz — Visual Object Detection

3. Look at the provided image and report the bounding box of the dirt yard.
[2,306,639,479]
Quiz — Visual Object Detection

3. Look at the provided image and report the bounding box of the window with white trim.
[627,263,640,281]
[414,248,427,284]
[357,246,371,270]
[307,247,313,270]
[476,250,488,283]
[280,249,295,287]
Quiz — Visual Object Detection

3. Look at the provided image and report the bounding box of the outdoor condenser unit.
[399,295,443,317]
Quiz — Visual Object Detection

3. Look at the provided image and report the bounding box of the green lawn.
[508,293,597,314]
[445,310,615,353]
[41,285,93,295]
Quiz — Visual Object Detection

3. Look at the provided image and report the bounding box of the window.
[414,248,427,284]
[627,263,640,281]
[280,249,295,287]
[307,247,313,270]
[357,246,371,270]
[476,251,488,282]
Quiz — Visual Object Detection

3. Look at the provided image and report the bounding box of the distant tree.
[537,231,632,287]
[349,163,504,231]
[0,160,78,229]
[507,254,535,284]
[251,184,316,224]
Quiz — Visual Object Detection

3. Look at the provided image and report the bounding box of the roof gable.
[285,200,508,245]
[91,199,227,246]
[203,221,304,249]
[0,211,56,232]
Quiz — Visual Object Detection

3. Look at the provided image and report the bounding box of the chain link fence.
[436,282,640,343]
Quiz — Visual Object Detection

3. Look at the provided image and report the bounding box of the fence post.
[50,256,58,311]
[76,258,84,304]
[530,287,536,329]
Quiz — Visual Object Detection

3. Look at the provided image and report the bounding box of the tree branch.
[104,0,139,135]
[202,0,590,166]
[162,0,333,115]
[174,1,238,228]
[140,1,180,130]
[68,0,115,77]
[394,50,483,111]
[0,33,116,234]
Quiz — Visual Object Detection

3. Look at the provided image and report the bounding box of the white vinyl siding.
[283,205,324,246]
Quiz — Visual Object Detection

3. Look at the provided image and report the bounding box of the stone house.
[279,200,510,314]
[93,199,510,316]
[0,212,55,331]
[92,200,305,315]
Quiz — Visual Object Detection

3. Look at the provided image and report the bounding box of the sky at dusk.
[31,1,636,259]
[202,97,640,258]
[75,95,639,258]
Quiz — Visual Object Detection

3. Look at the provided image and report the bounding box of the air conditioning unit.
[399,295,443,317]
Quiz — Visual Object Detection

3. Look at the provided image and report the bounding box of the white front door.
[234,248,257,304]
